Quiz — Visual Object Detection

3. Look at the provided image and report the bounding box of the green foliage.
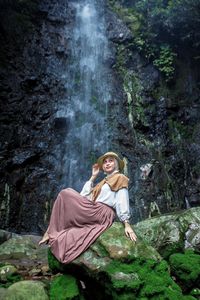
[108,0,200,80]
[153,45,176,81]
[168,118,192,144]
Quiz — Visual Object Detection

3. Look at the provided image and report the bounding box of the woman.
[39,152,137,264]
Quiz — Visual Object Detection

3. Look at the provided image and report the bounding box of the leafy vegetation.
[108,0,200,81]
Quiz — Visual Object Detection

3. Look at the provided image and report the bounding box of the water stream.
[57,0,112,190]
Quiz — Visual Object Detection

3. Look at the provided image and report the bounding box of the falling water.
[57,0,113,190]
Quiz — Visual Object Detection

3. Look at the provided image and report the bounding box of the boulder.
[0,230,12,245]
[0,235,48,263]
[3,280,48,300]
[48,222,161,274]
[0,265,18,283]
[169,250,200,292]
[134,207,200,258]
[49,274,80,300]
[48,221,196,300]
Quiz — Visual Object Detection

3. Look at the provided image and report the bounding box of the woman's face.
[102,156,116,174]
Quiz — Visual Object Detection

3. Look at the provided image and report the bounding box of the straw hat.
[97,151,124,172]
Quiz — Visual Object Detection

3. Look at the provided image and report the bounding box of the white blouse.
[80,180,130,222]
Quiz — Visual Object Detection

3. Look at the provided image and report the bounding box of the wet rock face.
[0,0,132,233]
[0,0,73,233]
[106,1,200,223]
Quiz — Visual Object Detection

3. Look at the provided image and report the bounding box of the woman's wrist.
[124,220,131,228]
[124,220,130,224]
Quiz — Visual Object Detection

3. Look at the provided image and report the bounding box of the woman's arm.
[80,164,100,196]
[115,188,137,242]
[124,220,137,242]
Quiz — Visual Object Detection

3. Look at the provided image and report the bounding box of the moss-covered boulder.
[48,220,197,299]
[0,234,48,263]
[0,265,18,283]
[0,264,22,288]
[3,280,48,300]
[169,250,200,292]
[0,236,37,260]
[103,259,196,300]
[48,222,161,274]
[134,207,200,258]
[49,274,82,300]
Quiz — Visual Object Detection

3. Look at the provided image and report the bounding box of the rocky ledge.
[0,207,200,299]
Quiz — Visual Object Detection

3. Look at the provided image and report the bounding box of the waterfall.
[57,0,112,190]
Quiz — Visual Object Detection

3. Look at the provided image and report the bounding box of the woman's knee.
[59,188,74,197]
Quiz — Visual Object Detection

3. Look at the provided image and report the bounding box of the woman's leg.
[39,188,77,245]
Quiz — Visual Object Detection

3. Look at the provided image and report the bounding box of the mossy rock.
[4,280,48,300]
[48,250,196,299]
[49,274,81,300]
[134,207,200,258]
[102,258,196,300]
[190,287,200,298]
[48,222,161,274]
[169,250,200,291]
[0,236,36,260]
[0,264,22,288]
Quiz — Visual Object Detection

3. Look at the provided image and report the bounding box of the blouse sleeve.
[115,188,130,222]
[80,180,93,196]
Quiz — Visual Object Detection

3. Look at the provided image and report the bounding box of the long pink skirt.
[47,188,115,264]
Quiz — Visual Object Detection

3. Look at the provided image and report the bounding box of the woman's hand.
[90,163,100,181]
[92,163,100,177]
[124,222,137,242]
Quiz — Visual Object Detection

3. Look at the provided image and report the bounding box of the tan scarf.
[92,172,129,202]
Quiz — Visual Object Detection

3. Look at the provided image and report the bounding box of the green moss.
[49,274,80,300]
[104,258,187,299]
[169,250,200,290]
[48,248,64,273]
[159,240,184,260]
[190,287,200,297]
[0,274,22,289]
[168,118,193,144]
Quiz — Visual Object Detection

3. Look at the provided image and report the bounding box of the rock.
[0,230,12,245]
[169,250,200,292]
[0,288,7,300]
[48,221,197,299]
[0,265,18,283]
[185,223,200,251]
[106,10,133,43]
[48,222,161,274]
[0,236,36,260]
[0,234,48,267]
[12,150,39,167]
[49,274,80,300]
[190,288,200,298]
[48,248,195,300]
[134,207,200,258]
[3,280,48,300]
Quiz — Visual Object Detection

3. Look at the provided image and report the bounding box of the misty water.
[57,0,113,190]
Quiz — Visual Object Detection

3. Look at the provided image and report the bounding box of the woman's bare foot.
[38,232,49,245]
